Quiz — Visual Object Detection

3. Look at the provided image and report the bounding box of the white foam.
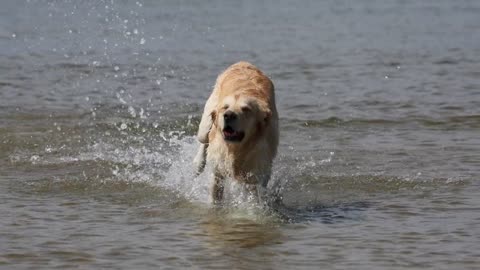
[13,129,283,213]
[162,137,211,203]
[162,137,267,208]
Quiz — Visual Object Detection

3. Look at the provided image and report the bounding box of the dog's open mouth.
[222,126,245,142]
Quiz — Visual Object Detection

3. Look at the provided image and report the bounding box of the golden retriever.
[194,61,278,204]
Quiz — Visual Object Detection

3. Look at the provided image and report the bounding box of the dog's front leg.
[193,143,207,176]
[245,173,270,205]
[211,171,225,205]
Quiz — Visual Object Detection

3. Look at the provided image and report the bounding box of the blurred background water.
[1,0,479,269]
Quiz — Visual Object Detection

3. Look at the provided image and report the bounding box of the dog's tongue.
[224,127,235,136]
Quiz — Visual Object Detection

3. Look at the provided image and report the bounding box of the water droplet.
[140,38,146,45]
[133,29,138,35]
[114,66,119,71]
[120,123,127,130]
[112,165,119,176]
[139,108,146,119]
[11,33,16,38]
[128,106,137,118]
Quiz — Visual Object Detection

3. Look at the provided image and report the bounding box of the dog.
[194,61,279,204]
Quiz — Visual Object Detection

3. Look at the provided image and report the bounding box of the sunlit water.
[1,1,479,269]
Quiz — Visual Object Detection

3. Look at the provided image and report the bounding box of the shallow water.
[1,0,480,269]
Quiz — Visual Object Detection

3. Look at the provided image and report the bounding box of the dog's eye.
[223,104,229,110]
[241,107,251,113]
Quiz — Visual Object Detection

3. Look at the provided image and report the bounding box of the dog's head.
[211,94,271,144]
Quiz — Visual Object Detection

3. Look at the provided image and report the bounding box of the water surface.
[1,1,479,269]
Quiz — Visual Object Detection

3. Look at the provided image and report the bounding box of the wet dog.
[194,62,278,204]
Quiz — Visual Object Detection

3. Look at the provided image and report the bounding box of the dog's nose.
[223,111,237,121]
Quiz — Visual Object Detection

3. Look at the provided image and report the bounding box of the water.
[1,0,479,269]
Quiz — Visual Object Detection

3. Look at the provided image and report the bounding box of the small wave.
[301,117,400,127]
[418,115,480,128]
[275,201,371,224]
[286,115,480,129]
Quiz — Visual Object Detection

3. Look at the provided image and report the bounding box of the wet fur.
[194,61,278,204]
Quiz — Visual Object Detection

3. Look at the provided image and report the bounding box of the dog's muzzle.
[222,111,244,142]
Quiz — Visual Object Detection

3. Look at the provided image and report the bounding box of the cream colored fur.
[194,61,278,204]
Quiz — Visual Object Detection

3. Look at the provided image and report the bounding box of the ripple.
[285,115,480,129]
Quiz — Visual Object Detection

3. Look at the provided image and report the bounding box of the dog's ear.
[263,108,272,125]
[257,101,271,127]
[198,109,216,144]
[210,110,217,126]
[197,118,211,143]
[197,93,219,143]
